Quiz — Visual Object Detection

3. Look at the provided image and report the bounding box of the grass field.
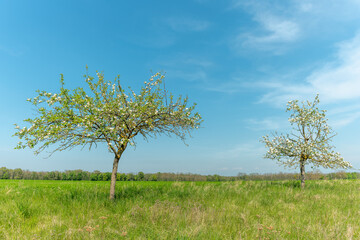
[0,180,359,239]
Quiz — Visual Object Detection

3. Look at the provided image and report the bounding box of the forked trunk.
[109,155,120,200]
[300,160,305,189]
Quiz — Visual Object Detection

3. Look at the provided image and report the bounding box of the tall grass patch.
[0,180,359,239]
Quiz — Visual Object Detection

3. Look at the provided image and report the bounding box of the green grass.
[0,180,359,239]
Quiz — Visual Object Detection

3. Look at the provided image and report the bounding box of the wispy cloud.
[330,111,360,128]
[205,79,244,93]
[231,0,360,54]
[215,142,264,160]
[257,81,313,107]
[183,58,213,68]
[157,56,214,68]
[0,45,23,57]
[239,15,300,50]
[169,69,208,83]
[258,32,360,106]
[153,54,214,83]
[327,104,360,128]
[307,33,360,102]
[231,1,301,54]
[244,32,360,127]
[245,117,289,131]
[166,17,210,32]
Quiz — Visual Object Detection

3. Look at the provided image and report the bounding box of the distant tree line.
[0,167,229,181]
[236,171,360,181]
[0,167,157,181]
[0,167,358,181]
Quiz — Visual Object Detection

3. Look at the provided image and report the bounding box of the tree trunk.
[109,155,120,200]
[300,160,305,189]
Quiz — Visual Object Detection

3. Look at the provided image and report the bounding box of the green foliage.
[13,168,23,179]
[101,172,111,181]
[347,172,357,180]
[90,170,101,181]
[13,69,202,198]
[127,173,135,181]
[2,172,9,179]
[262,95,351,173]
[118,173,128,181]
[14,71,202,158]
[137,171,145,181]
[1,166,360,182]
[149,174,158,181]
[206,174,222,181]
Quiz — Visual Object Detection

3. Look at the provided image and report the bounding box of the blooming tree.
[261,95,351,188]
[14,71,202,199]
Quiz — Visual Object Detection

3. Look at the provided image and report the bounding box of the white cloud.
[231,0,360,54]
[307,33,360,102]
[293,0,360,21]
[298,2,313,12]
[327,104,360,127]
[249,32,360,127]
[244,15,300,44]
[235,15,300,54]
[258,82,313,107]
[258,32,360,106]
[329,103,360,115]
[231,1,301,53]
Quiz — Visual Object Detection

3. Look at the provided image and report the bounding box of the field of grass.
[0,180,359,239]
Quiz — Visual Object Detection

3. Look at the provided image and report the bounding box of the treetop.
[14,71,202,158]
[262,95,351,170]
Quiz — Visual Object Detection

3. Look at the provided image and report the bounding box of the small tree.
[14,70,202,199]
[261,95,351,188]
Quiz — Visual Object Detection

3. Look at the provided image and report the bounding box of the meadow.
[0,180,359,239]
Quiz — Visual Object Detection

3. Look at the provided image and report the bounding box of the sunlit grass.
[0,180,359,239]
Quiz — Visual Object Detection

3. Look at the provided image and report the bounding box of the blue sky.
[2,0,360,175]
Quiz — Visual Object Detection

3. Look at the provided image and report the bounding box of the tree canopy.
[14,70,202,199]
[261,95,351,187]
